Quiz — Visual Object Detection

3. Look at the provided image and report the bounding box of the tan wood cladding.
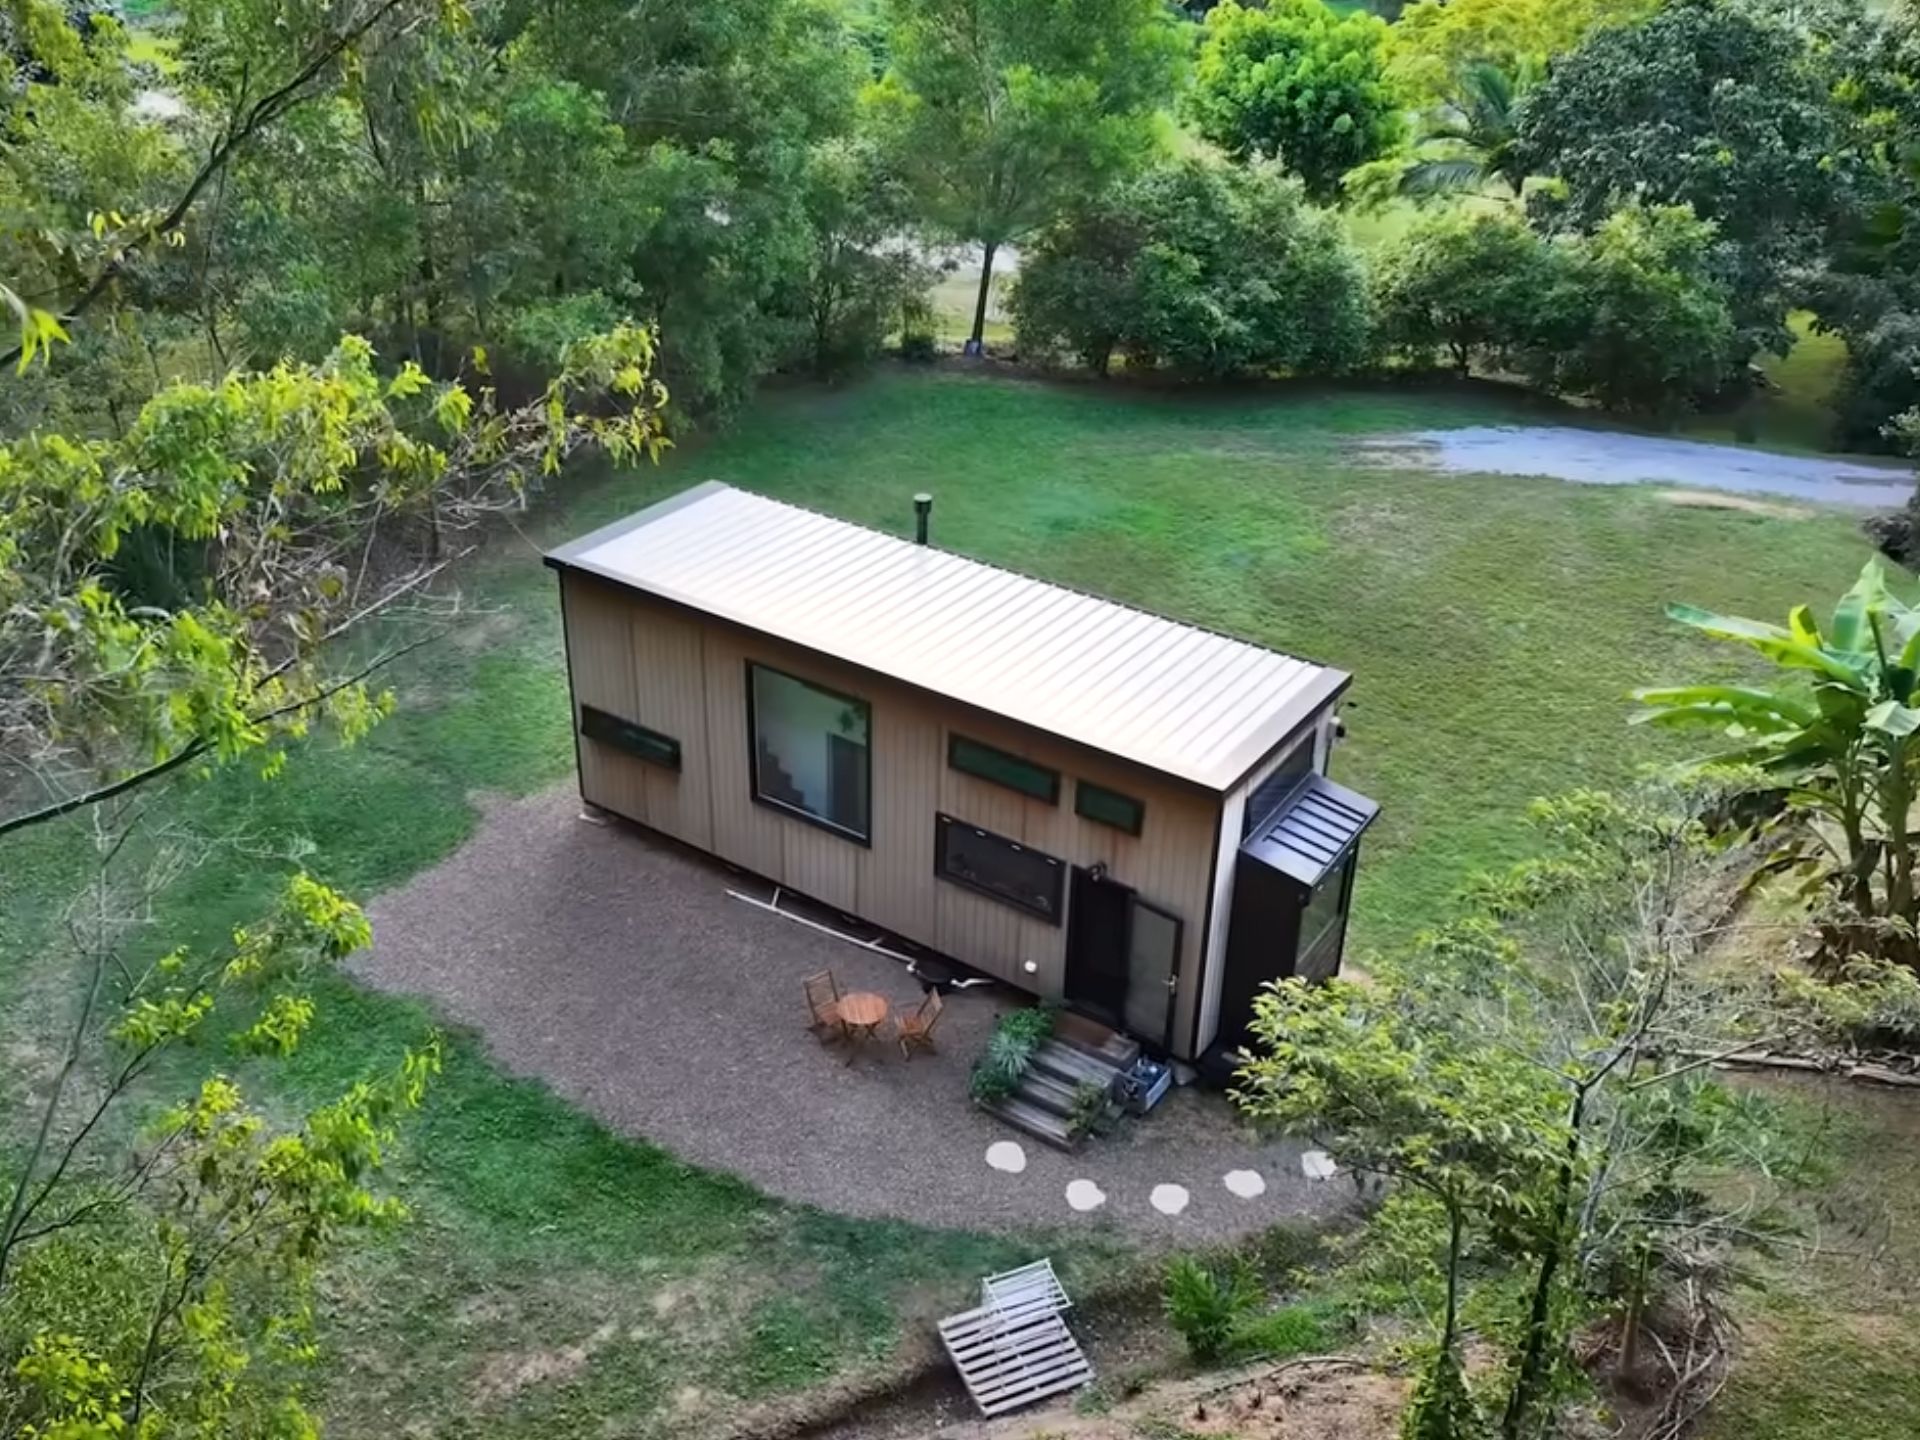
[561,572,1222,1049]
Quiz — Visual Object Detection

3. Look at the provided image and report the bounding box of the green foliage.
[1065,1080,1116,1140]
[1387,0,1655,105]
[1012,159,1373,378]
[1233,1300,1338,1359]
[1634,559,1920,964]
[1188,0,1404,204]
[1402,1341,1486,1440]
[1162,1256,1259,1364]
[1372,209,1550,374]
[968,1005,1056,1103]
[867,0,1185,342]
[1515,0,1854,358]
[1519,203,1737,414]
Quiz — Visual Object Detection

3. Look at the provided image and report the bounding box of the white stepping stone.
[986,1141,1028,1174]
[1223,1169,1267,1199]
[1301,1150,1338,1181]
[1065,1179,1107,1212]
[1149,1183,1191,1216]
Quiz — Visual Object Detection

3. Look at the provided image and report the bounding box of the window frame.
[744,660,873,846]
[947,733,1061,805]
[579,704,682,772]
[1074,779,1146,836]
[933,813,1066,924]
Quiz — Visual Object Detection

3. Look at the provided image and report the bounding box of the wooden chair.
[803,970,845,1044]
[896,987,945,1060]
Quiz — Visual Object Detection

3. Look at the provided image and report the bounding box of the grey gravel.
[353,785,1353,1241]
[1366,425,1912,507]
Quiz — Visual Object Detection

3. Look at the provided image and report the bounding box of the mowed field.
[0,369,1897,1438]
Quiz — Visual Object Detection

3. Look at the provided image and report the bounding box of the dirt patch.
[472,1320,618,1409]
[1656,489,1813,520]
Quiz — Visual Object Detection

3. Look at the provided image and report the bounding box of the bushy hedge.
[1374,204,1736,415]
[1011,159,1373,380]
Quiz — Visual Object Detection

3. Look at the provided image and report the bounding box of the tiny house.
[545,482,1378,1069]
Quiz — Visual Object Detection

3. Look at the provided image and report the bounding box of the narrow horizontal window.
[1075,781,1145,836]
[935,814,1064,923]
[948,734,1060,804]
[580,705,681,771]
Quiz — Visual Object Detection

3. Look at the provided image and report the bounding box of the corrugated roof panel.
[548,482,1349,791]
[1241,776,1380,887]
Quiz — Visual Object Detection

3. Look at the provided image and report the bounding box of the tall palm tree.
[1397,60,1534,201]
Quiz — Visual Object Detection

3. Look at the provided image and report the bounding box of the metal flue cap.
[913,492,933,545]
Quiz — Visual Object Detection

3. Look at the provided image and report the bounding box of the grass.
[1704,1081,1920,1440]
[0,368,1893,1436]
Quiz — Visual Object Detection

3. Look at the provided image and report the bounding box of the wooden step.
[1030,1039,1124,1094]
[983,1095,1077,1150]
[1054,1011,1142,1069]
[1013,1068,1081,1119]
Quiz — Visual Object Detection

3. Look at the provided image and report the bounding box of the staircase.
[985,1016,1141,1150]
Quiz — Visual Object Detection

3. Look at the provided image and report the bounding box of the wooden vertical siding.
[561,572,1223,1054]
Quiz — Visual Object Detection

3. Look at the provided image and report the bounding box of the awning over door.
[1240,775,1379,886]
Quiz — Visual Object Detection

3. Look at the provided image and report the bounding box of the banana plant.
[1631,561,1920,955]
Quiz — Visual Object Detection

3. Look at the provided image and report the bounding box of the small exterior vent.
[1240,775,1378,888]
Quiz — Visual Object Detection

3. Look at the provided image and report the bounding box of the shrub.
[1013,159,1373,380]
[1233,1301,1339,1359]
[1373,211,1551,375]
[1163,1256,1260,1364]
[969,1005,1056,1103]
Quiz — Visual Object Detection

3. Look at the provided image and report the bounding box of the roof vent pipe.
[913,492,933,546]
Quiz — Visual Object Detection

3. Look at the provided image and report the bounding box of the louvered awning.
[1241,775,1379,888]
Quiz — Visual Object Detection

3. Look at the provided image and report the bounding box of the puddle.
[1366,426,1912,509]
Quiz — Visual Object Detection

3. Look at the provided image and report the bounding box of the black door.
[1065,868,1134,1028]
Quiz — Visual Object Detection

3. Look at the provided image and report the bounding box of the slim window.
[935,814,1065,923]
[1075,780,1145,836]
[1242,742,1316,839]
[579,704,681,771]
[1295,853,1356,982]
[948,734,1060,804]
[748,663,871,843]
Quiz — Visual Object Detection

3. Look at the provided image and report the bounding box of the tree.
[1633,559,1920,968]
[1373,210,1550,373]
[1514,0,1856,361]
[1012,159,1373,378]
[1395,61,1533,202]
[1187,0,1404,205]
[1239,784,1820,1439]
[866,0,1184,348]
[0,327,669,839]
[780,138,933,376]
[1388,0,1655,105]
[1519,204,1735,414]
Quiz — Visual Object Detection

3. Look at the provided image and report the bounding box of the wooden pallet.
[938,1292,1092,1417]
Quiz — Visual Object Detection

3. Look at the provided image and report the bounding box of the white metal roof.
[547,482,1348,792]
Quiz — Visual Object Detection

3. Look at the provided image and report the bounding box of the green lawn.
[0,369,1893,1437]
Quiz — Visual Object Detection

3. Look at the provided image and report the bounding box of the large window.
[948,734,1060,804]
[1295,853,1355,982]
[935,814,1065,922]
[748,663,871,842]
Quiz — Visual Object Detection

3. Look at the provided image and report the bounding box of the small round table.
[838,991,890,1047]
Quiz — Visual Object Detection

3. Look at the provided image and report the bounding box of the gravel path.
[353,786,1353,1241]
[1365,425,1911,508]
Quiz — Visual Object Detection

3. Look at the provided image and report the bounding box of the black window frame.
[947,734,1060,805]
[934,813,1065,924]
[579,704,682,771]
[745,661,873,847]
[1074,780,1146,836]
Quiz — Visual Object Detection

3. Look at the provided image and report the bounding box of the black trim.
[744,660,874,847]
[557,574,586,806]
[1075,780,1145,836]
[948,734,1061,804]
[580,704,682,770]
[934,813,1065,923]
